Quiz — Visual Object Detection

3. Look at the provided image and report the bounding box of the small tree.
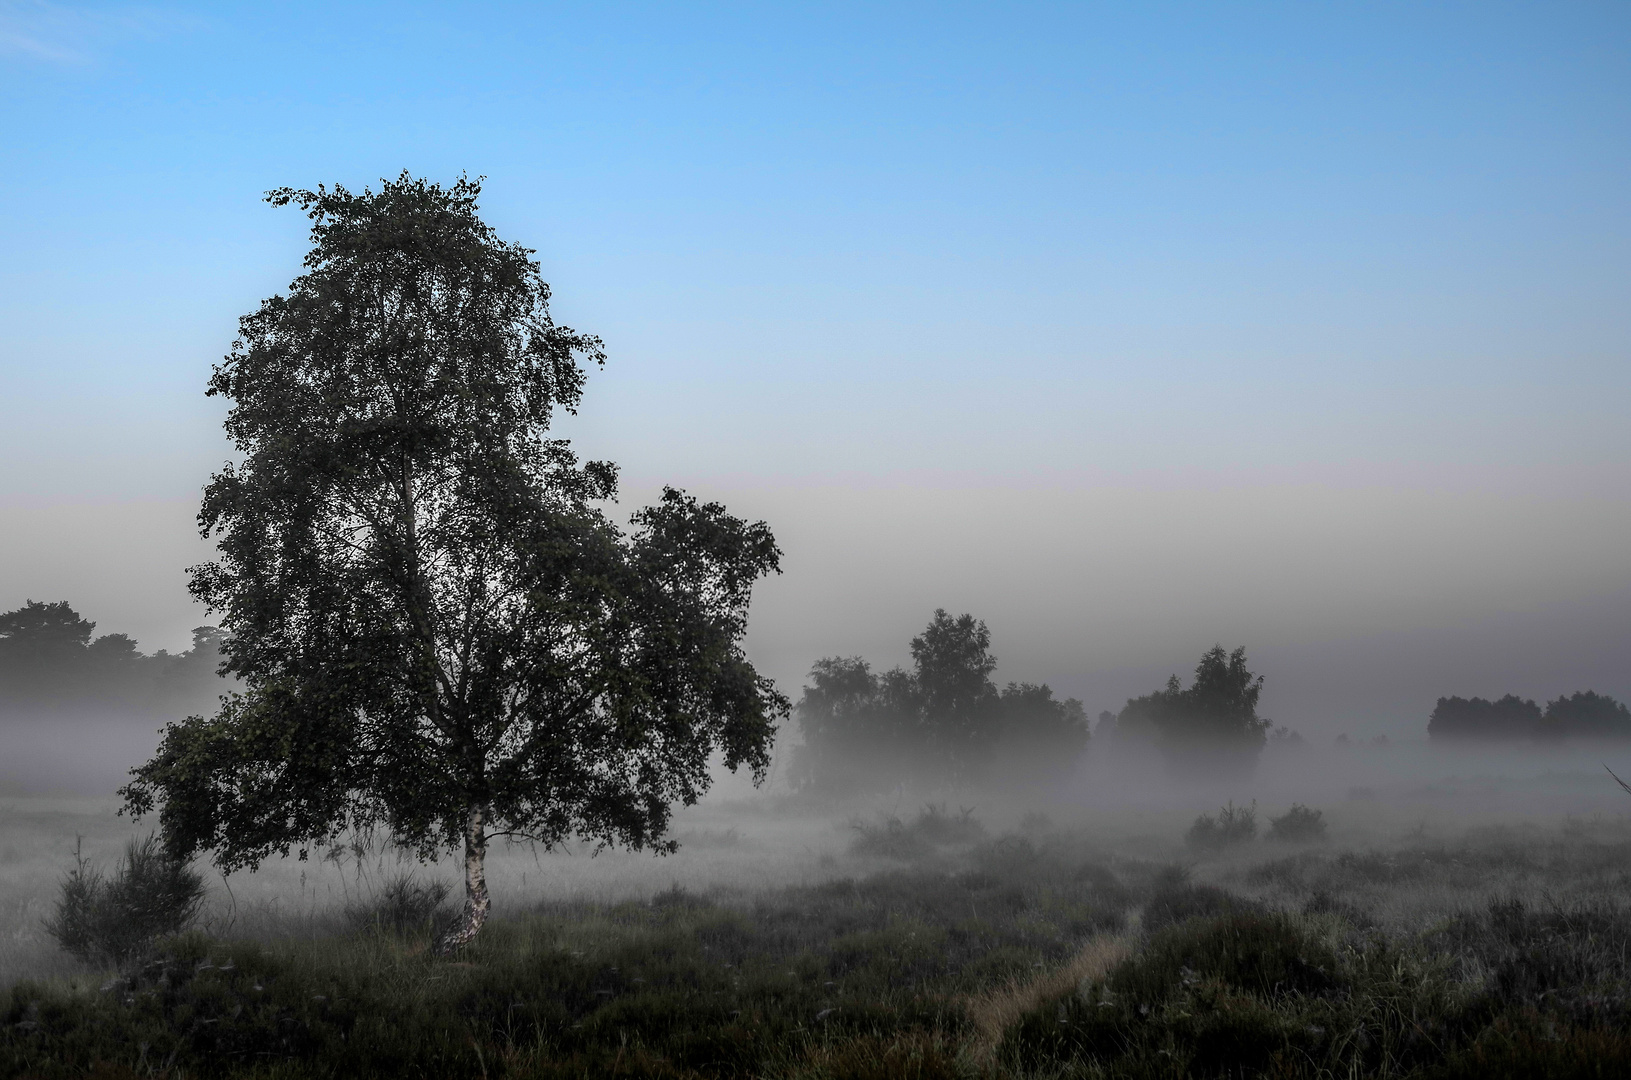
[911,609,1001,771]
[46,836,206,966]
[121,174,787,951]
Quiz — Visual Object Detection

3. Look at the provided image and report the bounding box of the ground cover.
[3,804,1631,1077]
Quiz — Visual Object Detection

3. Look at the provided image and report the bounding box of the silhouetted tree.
[996,681,1090,776]
[912,609,1002,776]
[791,610,1085,791]
[0,600,228,720]
[1427,695,1542,741]
[121,174,786,952]
[0,601,96,708]
[787,657,918,794]
[1117,645,1269,774]
[1543,691,1631,740]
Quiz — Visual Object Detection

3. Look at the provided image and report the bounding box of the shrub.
[848,816,933,860]
[848,805,985,859]
[1268,804,1328,843]
[910,804,985,846]
[346,870,453,936]
[1185,801,1257,852]
[45,835,206,965]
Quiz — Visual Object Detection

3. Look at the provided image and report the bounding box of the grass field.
[4,750,1631,1077]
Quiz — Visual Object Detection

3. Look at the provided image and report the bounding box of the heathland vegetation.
[9,799,1631,1078]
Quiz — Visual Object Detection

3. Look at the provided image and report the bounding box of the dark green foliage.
[4,857,1129,1079]
[1117,645,1270,774]
[44,836,206,966]
[15,831,1631,1078]
[1421,1017,1631,1080]
[791,611,1088,793]
[1300,890,1377,929]
[0,601,227,721]
[1003,891,1631,1080]
[1429,899,1631,1019]
[120,173,787,948]
[1185,801,1258,852]
[1268,803,1328,843]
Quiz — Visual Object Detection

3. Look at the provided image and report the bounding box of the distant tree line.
[1428,691,1631,742]
[0,600,228,721]
[791,609,1089,793]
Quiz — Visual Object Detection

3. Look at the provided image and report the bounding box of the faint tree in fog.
[0,600,226,719]
[1427,695,1543,741]
[121,174,786,953]
[1542,691,1631,740]
[0,600,96,708]
[1117,645,1270,776]
[996,681,1090,775]
[911,610,1002,776]
[791,609,1086,792]
[1427,691,1631,742]
[787,657,919,794]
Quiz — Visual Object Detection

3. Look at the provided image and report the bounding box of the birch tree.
[122,173,787,950]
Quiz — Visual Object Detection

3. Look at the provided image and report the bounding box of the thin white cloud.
[0,30,79,61]
[0,1,190,66]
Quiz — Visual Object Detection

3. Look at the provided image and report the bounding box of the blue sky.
[3,2,1629,731]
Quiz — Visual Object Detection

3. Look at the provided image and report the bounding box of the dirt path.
[962,917,1138,1061]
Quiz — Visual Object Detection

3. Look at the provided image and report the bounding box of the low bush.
[1185,801,1258,852]
[910,804,985,846]
[1268,803,1328,843]
[44,835,206,966]
[345,871,453,937]
[848,805,984,860]
[847,816,933,860]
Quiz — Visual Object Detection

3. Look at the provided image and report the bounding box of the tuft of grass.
[344,870,452,938]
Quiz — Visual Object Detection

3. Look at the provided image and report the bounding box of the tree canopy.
[790,609,1087,792]
[121,173,787,950]
[1427,691,1631,742]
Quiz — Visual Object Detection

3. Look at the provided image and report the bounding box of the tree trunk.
[436,803,490,954]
